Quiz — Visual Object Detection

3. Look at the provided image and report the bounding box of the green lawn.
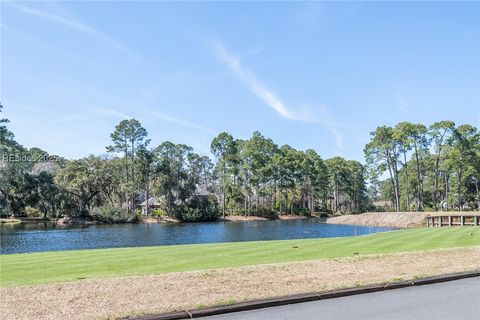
[1,227,479,287]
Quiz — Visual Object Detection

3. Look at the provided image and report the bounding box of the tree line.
[365,121,480,212]
[209,131,369,217]
[1,104,479,222]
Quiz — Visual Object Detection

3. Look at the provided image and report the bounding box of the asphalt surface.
[201,277,480,320]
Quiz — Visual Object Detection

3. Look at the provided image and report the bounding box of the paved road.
[202,277,480,320]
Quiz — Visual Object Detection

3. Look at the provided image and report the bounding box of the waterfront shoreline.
[0,214,318,226]
[5,211,478,228]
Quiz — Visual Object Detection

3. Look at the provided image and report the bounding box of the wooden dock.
[426,214,480,227]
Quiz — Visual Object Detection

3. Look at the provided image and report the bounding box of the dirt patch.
[218,215,269,222]
[219,215,313,222]
[278,214,310,220]
[327,211,480,229]
[0,218,21,224]
[1,247,479,320]
[140,216,180,224]
[327,212,433,228]
[56,218,100,225]
[140,217,159,224]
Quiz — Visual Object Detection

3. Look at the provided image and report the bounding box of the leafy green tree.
[32,171,66,218]
[272,145,298,213]
[55,156,117,215]
[364,126,401,212]
[428,121,455,210]
[303,149,328,213]
[210,132,236,217]
[192,155,214,189]
[392,122,429,210]
[325,157,349,213]
[106,119,150,211]
[154,142,206,210]
[407,124,429,210]
[346,160,369,212]
[0,103,14,146]
[393,122,413,210]
[448,125,479,210]
[137,147,159,215]
[0,104,32,216]
[241,132,277,212]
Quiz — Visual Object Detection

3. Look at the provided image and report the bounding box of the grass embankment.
[1,227,479,287]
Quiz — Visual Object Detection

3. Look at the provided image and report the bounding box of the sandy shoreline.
[218,214,312,222]
[144,214,313,224]
[0,214,315,225]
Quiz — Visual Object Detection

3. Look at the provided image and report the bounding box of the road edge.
[126,270,480,320]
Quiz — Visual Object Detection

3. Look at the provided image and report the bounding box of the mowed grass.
[1,227,479,287]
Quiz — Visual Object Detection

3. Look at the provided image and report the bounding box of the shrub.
[150,209,168,217]
[168,196,220,222]
[170,206,218,222]
[89,206,140,223]
[316,212,330,218]
[25,206,43,218]
[292,207,311,216]
[0,209,9,218]
[254,206,278,219]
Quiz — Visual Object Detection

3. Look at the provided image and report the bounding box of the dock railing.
[425,214,480,227]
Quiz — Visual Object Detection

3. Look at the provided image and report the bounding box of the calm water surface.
[0,219,393,254]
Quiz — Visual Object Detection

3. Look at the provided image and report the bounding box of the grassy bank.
[2,247,479,320]
[1,227,479,287]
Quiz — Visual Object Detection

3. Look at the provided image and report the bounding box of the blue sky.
[1,1,479,161]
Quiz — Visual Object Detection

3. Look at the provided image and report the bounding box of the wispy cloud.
[11,3,139,59]
[328,127,343,150]
[211,42,353,125]
[213,42,312,121]
[211,41,350,151]
[149,111,213,133]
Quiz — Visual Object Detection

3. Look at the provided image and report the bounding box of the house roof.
[140,197,164,207]
[195,185,214,196]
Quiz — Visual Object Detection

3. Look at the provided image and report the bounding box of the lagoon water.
[0,219,393,254]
